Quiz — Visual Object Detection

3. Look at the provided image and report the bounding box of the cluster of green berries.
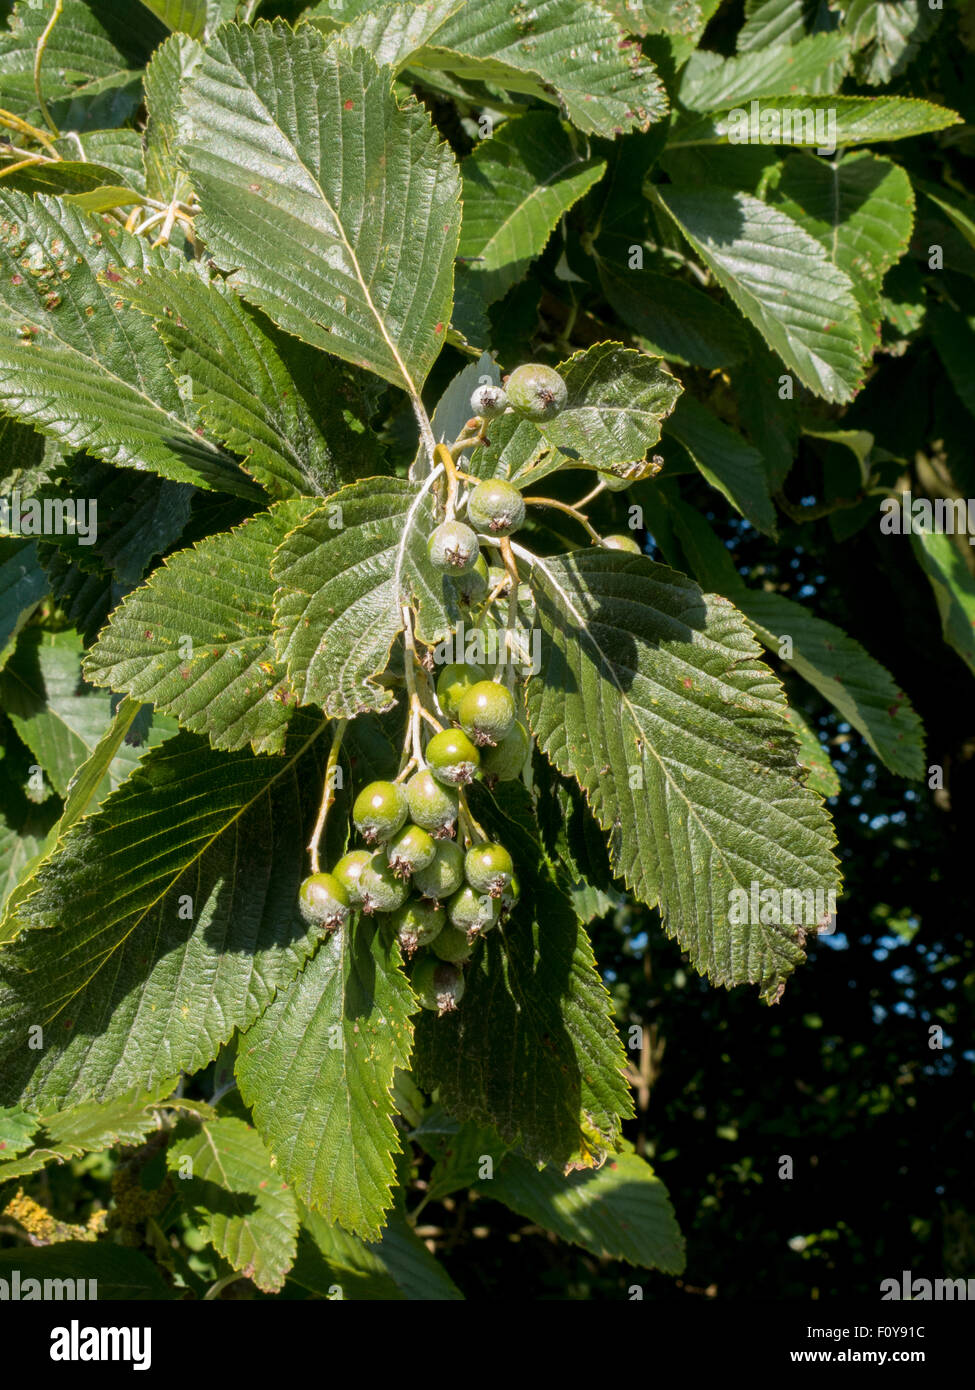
[296,765,521,1017]
[426,364,568,582]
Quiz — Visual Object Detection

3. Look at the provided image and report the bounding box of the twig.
[522,494,604,546]
[33,0,64,138]
[308,719,347,874]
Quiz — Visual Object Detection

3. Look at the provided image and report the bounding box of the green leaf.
[784,704,840,799]
[144,32,204,206]
[487,1145,685,1273]
[139,0,207,38]
[910,528,975,679]
[85,502,311,756]
[415,783,633,1165]
[928,306,975,421]
[0,539,47,668]
[737,0,811,52]
[408,0,669,139]
[121,268,380,499]
[671,95,961,148]
[472,342,681,489]
[0,1085,173,1182]
[181,21,460,393]
[0,629,156,798]
[845,0,941,86]
[917,184,975,254]
[663,394,777,536]
[272,476,452,718]
[54,130,148,195]
[458,112,606,307]
[167,1116,299,1293]
[771,150,915,353]
[596,261,747,369]
[0,1103,36,1158]
[655,185,864,403]
[0,0,156,128]
[0,193,254,497]
[293,1204,464,1300]
[333,0,466,70]
[679,32,849,110]
[521,548,842,1001]
[236,920,414,1242]
[0,721,330,1108]
[0,1243,174,1299]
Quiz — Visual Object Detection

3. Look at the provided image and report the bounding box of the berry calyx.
[406,768,458,839]
[465,842,514,899]
[432,924,474,964]
[505,363,568,421]
[436,661,488,721]
[427,520,480,574]
[333,848,372,903]
[603,533,641,554]
[457,679,516,747]
[412,839,465,902]
[390,898,445,956]
[352,780,409,845]
[470,384,508,419]
[466,479,526,537]
[426,728,481,786]
[297,872,350,930]
[412,957,465,1015]
[358,853,410,916]
[448,884,501,938]
[481,720,530,785]
[386,823,436,879]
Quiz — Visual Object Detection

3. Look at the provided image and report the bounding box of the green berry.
[457,679,516,748]
[412,839,465,902]
[447,884,500,938]
[481,720,530,785]
[333,848,372,904]
[505,363,567,421]
[427,520,480,574]
[386,823,436,880]
[432,924,474,964]
[352,780,408,846]
[465,842,514,899]
[389,898,445,956]
[358,853,410,916]
[603,533,641,554]
[412,956,466,1015]
[406,768,458,839]
[425,728,481,786]
[466,479,526,537]
[450,551,489,608]
[435,661,488,721]
[471,384,508,418]
[298,872,350,930]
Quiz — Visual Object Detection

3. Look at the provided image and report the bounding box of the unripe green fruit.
[470,384,508,418]
[412,956,466,1015]
[457,679,516,747]
[386,823,436,880]
[467,479,526,537]
[333,848,372,904]
[432,924,474,964]
[448,884,501,938]
[389,898,445,956]
[352,780,408,846]
[435,661,488,721]
[481,720,530,784]
[505,363,567,421]
[601,471,632,492]
[358,853,410,916]
[500,872,520,914]
[427,520,480,574]
[406,769,458,839]
[465,842,514,899]
[603,533,641,554]
[425,728,481,786]
[298,872,350,930]
[412,839,465,902]
[451,552,489,608]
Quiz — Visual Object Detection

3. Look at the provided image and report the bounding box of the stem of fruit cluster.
[0,106,60,156]
[573,478,607,509]
[457,787,487,845]
[434,442,461,519]
[308,718,347,875]
[33,0,64,137]
[522,495,604,546]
